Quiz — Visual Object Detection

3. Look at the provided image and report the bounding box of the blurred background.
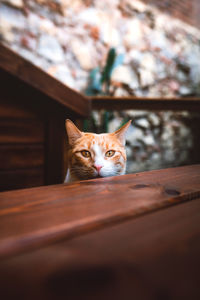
[1,0,200,174]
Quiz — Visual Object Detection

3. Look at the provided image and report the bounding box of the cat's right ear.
[65,119,82,145]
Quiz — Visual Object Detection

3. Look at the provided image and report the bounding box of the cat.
[64,119,131,182]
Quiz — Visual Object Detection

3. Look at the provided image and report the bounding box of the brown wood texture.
[0,69,74,120]
[91,96,200,111]
[0,96,38,119]
[0,119,45,144]
[0,43,90,117]
[0,168,44,191]
[0,197,199,299]
[0,68,79,189]
[44,114,66,185]
[0,144,44,170]
[0,114,45,191]
[0,164,200,259]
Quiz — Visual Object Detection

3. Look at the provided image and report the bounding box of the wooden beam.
[0,43,91,117]
[0,164,200,259]
[90,96,200,111]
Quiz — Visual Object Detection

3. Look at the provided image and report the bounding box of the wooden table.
[0,165,200,299]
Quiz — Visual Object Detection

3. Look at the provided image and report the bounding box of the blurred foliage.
[85,47,124,132]
[85,47,124,96]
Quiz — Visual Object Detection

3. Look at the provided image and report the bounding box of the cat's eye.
[81,150,91,158]
[105,150,115,157]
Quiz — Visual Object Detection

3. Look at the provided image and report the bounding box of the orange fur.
[65,120,131,182]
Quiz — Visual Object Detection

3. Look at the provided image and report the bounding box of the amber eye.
[81,150,91,158]
[105,150,115,157]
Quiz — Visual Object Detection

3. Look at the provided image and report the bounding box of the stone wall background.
[1,0,200,96]
[140,0,200,29]
[1,0,200,173]
[107,110,197,173]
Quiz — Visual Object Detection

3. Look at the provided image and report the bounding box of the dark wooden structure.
[90,95,200,111]
[0,44,90,191]
[0,164,200,299]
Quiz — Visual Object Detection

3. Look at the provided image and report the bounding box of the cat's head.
[65,119,131,181]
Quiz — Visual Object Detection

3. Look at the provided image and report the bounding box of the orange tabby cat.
[64,119,131,182]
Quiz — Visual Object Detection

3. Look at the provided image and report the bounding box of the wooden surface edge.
[0,43,91,117]
[1,190,200,260]
[90,96,200,111]
[0,165,200,259]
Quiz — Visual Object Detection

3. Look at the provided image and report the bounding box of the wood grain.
[0,43,90,117]
[0,45,89,191]
[0,119,45,144]
[91,96,200,111]
[0,96,38,119]
[0,198,199,299]
[44,114,65,185]
[0,144,44,170]
[0,168,44,191]
[0,164,199,258]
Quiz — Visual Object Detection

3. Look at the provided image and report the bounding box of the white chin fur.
[99,166,125,178]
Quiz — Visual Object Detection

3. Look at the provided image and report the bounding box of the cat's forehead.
[75,132,121,149]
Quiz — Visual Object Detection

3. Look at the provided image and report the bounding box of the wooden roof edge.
[0,43,91,117]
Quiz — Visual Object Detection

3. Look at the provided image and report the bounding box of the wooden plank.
[44,115,65,185]
[0,96,38,119]
[0,69,70,120]
[57,198,200,300]
[0,43,90,117]
[1,198,198,300]
[0,119,44,144]
[91,96,200,111]
[0,144,44,170]
[0,164,199,258]
[0,168,44,192]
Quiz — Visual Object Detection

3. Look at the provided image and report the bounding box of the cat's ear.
[65,119,82,145]
[113,120,131,145]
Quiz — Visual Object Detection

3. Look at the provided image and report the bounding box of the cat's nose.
[94,164,103,173]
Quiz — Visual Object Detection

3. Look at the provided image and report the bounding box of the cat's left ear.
[65,119,83,145]
[113,120,132,145]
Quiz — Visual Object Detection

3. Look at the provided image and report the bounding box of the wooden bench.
[0,164,200,299]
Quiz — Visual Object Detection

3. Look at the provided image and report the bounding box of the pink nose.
[94,164,103,173]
